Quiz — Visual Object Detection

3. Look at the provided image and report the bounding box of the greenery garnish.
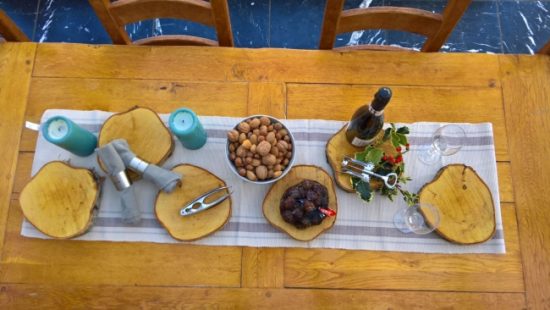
[352,124,419,206]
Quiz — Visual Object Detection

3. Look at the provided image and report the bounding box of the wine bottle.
[345,87,392,147]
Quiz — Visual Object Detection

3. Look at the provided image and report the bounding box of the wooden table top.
[0,42,548,309]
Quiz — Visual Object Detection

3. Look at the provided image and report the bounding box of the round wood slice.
[19,161,100,239]
[326,124,398,192]
[419,164,496,244]
[98,106,174,177]
[263,165,338,241]
[155,164,231,241]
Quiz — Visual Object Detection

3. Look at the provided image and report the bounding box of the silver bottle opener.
[341,156,398,189]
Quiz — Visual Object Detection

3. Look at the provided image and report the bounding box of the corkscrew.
[341,156,398,189]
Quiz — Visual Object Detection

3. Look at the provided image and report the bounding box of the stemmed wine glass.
[393,203,440,234]
[418,124,466,165]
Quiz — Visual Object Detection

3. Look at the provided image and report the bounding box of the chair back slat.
[320,0,471,52]
[89,0,233,46]
[110,0,214,27]
[422,0,472,52]
[0,9,30,42]
[337,7,442,37]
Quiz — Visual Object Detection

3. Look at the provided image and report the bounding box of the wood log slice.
[19,161,100,239]
[98,106,174,178]
[419,164,496,244]
[326,124,398,192]
[155,164,231,241]
[263,165,337,241]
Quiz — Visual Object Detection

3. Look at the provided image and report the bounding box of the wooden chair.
[88,0,233,46]
[319,0,472,52]
[0,9,30,42]
[538,40,550,55]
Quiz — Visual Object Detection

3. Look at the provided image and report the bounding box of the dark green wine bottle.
[345,87,392,147]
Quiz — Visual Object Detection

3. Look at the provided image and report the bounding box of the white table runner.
[22,109,505,254]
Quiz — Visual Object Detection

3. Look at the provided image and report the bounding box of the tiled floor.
[1,0,549,54]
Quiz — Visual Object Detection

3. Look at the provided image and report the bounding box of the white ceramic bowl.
[225,115,296,184]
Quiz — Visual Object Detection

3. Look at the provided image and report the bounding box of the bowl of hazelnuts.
[226,115,295,184]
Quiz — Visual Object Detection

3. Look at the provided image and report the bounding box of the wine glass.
[393,203,440,234]
[418,124,466,165]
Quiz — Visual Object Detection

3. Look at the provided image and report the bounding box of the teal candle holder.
[42,116,98,157]
[169,108,207,150]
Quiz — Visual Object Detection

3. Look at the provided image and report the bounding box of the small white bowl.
[226,115,296,184]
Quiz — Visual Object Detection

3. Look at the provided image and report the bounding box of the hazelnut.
[258,135,266,142]
[283,158,289,165]
[266,132,276,143]
[276,133,282,140]
[235,157,243,167]
[286,151,292,159]
[249,118,261,129]
[276,158,282,164]
[260,116,271,126]
[246,164,254,171]
[274,123,283,130]
[245,157,253,164]
[252,159,261,167]
[242,139,252,150]
[259,125,268,136]
[273,171,282,178]
[255,165,268,180]
[238,168,246,176]
[262,154,277,166]
[274,164,282,171]
[236,146,246,157]
[268,170,274,178]
[250,134,258,145]
[268,125,274,131]
[229,144,236,152]
[239,133,247,143]
[284,135,290,142]
[252,128,260,136]
[227,130,239,142]
[246,171,257,181]
[247,151,253,157]
[254,154,260,159]
[230,153,236,161]
[257,141,272,156]
[250,144,257,153]
[238,122,251,133]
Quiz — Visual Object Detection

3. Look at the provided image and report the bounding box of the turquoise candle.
[169,108,207,150]
[42,116,97,157]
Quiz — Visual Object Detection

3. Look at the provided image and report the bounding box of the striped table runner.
[22,109,505,254]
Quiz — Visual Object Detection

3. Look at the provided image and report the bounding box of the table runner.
[21,109,505,254]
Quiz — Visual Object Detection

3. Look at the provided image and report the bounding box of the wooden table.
[0,43,548,309]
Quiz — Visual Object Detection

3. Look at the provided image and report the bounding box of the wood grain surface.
[3,43,549,309]
[499,55,550,309]
[32,44,500,87]
[0,43,36,255]
[0,285,526,309]
[419,164,496,245]
[155,164,231,241]
[19,162,99,239]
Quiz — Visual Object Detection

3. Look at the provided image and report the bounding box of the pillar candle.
[169,108,207,150]
[42,116,97,157]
